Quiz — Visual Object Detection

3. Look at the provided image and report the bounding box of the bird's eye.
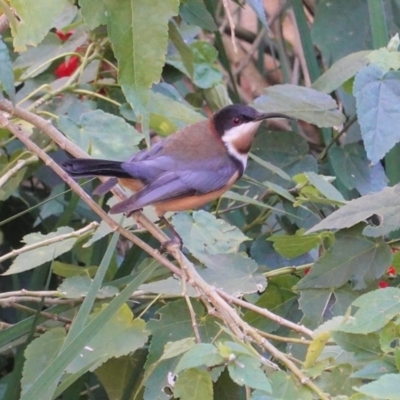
[233,117,241,125]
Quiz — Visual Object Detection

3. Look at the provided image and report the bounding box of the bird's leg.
[159,216,183,252]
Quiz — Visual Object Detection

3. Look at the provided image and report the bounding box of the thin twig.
[0,155,38,189]
[0,222,98,265]
[216,289,313,338]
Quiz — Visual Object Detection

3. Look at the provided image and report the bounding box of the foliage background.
[0,0,400,399]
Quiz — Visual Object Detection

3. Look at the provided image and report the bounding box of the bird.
[62,104,292,249]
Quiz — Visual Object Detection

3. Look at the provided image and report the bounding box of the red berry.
[55,56,80,78]
[388,266,396,276]
[378,281,389,289]
[304,267,311,275]
[56,30,73,41]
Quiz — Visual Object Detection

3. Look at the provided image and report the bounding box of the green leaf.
[58,109,143,161]
[247,131,317,191]
[222,191,289,214]
[368,47,400,72]
[161,338,196,362]
[355,373,400,399]
[145,300,219,400]
[253,85,346,127]
[338,288,400,334]
[57,276,119,299]
[79,0,107,29]
[21,328,66,398]
[296,229,392,290]
[317,364,360,397]
[307,183,400,237]
[66,304,148,373]
[20,259,158,400]
[269,370,313,400]
[0,35,15,101]
[52,261,98,278]
[175,344,224,374]
[380,322,400,353]
[244,276,298,333]
[198,253,266,295]
[168,21,194,78]
[312,51,370,93]
[3,227,77,275]
[179,0,217,31]
[329,144,387,193]
[167,41,223,88]
[10,0,70,51]
[14,32,87,79]
[354,64,400,164]
[304,172,346,203]
[227,355,272,393]
[172,210,249,256]
[140,276,198,297]
[268,229,332,259]
[104,0,179,112]
[174,368,213,400]
[249,152,291,181]
[352,359,398,380]
[95,354,146,400]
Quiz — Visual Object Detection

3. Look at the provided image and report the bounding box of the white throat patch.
[221,121,261,170]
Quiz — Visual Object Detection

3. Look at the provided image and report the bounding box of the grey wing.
[109,167,237,214]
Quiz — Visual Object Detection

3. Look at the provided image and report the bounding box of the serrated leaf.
[161,338,196,361]
[269,370,313,400]
[174,368,213,400]
[228,355,272,393]
[354,64,400,164]
[145,300,219,400]
[179,0,217,31]
[338,288,400,334]
[253,85,346,127]
[312,51,370,93]
[11,0,70,51]
[296,229,391,290]
[3,227,77,275]
[21,328,66,398]
[58,109,142,161]
[175,344,224,374]
[268,229,332,259]
[79,0,107,29]
[172,210,249,256]
[0,35,15,101]
[66,304,148,373]
[58,276,119,299]
[104,0,179,112]
[355,373,400,399]
[307,183,400,237]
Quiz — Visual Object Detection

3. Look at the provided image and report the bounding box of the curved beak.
[254,112,294,122]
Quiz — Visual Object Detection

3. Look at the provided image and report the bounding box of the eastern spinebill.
[62,104,292,248]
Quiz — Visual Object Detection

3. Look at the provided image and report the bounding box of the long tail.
[62,158,132,179]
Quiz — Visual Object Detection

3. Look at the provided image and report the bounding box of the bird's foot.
[160,236,183,254]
